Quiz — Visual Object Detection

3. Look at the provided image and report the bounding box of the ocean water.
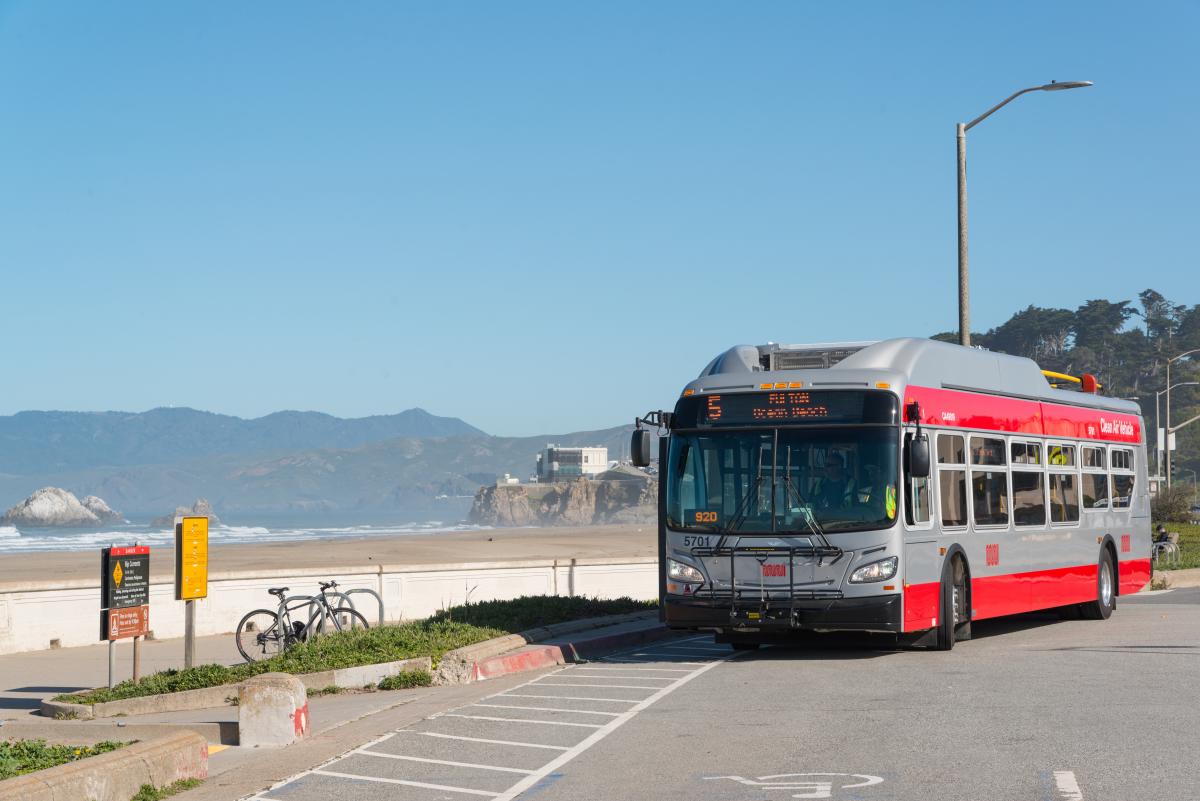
[0,519,489,554]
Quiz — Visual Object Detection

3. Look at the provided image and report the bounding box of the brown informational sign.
[101,545,150,641]
[175,516,209,600]
[104,604,150,640]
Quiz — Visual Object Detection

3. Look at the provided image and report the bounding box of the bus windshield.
[666,427,899,534]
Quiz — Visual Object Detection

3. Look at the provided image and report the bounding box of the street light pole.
[1165,349,1200,488]
[956,81,1093,347]
[1156,381,1200,478]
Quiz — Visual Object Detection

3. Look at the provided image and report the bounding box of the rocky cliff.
[469,477,656,527]
[1,487,123,527]
[150,498,221,527]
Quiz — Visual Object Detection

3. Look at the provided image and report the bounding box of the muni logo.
[985,544,1000,567]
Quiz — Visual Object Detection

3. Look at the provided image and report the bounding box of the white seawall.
[0,557,658,656]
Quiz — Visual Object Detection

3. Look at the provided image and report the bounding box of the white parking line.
[355,750,536,775]
[438,713,604,729]
[1054,771,1084,800]
[410,731,570,750]
[472,703,621,717]
[564,673,676,681]
[498,693,645,703]
[571,665,695,672]
[491,654,732,801]
[312,769,500,796]
[532,681,667,690]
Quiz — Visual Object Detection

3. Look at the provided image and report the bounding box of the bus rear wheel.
[1081,551,1116,620]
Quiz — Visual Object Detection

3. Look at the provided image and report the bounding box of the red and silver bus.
[631,338,1151,649]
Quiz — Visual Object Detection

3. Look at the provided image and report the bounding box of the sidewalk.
[0,631,241,715]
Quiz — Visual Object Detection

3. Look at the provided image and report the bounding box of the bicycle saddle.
[268,587,288,596]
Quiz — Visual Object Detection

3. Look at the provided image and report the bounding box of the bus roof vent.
[766,342,875,371]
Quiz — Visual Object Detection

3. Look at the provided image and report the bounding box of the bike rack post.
[344,588,385,627]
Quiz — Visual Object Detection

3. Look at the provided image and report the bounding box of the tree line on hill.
[933,288,1200,485]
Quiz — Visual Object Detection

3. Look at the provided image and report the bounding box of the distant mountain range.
[0,407,635,519]
[0,407,485,474]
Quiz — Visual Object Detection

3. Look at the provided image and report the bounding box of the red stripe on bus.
[903,558,1153,631]
[904,386,1141,443]
[1118,557,1152,595]
[902,583,940,631]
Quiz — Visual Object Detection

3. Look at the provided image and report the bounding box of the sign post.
[100,544,151,687]
[175,517,209,670]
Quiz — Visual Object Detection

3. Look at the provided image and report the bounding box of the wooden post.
[133,635,141,682]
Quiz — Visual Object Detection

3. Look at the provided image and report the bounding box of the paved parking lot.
[246,587,1199,801]
[249,637,735,801]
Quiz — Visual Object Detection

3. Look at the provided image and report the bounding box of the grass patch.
[58,619,503,705]
[431,595,656,633]
[1155,522,1200,571]
[129,778,203,800]
[54,595,654,706]
[0,739,127,780]
[378,670,433,690]
[306,685,344,698]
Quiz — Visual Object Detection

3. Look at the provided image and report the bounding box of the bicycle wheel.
[236,609,288,663]
[327,606,369,633]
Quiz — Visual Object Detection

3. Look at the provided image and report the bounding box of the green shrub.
[128,778,203,801]
[378,670,433,690]
[431,595,656,633]
[55,595,654,705]
[0,739,126,780]
[1152,484,1196,524]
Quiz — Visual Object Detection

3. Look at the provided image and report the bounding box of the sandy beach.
[0,524,655,586]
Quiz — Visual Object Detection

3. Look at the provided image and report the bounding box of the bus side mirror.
[631,429,653,467]
[909,435,930,479]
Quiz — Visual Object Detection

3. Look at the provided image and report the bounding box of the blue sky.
[1,2,1196,436]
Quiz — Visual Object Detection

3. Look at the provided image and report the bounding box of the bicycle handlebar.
[319,580,338,591]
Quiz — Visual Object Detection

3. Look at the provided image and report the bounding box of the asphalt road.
[248,587,1199,801]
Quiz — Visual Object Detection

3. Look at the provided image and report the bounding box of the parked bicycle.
[235,581,369,663]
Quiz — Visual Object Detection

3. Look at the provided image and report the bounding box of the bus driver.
[814,451,856,508]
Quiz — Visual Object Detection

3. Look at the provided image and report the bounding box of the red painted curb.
[468,624,676,681]
[472,644,566,681]
[562,625,675,659]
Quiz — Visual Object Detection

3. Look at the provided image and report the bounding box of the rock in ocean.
[0,487,123,527]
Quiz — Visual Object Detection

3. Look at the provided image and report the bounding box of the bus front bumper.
[664,594,902,634]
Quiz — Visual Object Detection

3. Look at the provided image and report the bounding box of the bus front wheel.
[935,557,968,651]
[1081,551,1116,620]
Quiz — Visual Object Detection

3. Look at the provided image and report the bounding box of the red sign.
[104,604,150,640]
[109,545,150,558]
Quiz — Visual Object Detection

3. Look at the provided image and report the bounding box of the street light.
[1156,381,1200,477]
[956,80,1093,346]
[1165,348,1200,487]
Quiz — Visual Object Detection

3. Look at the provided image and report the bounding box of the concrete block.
[0,731,206,801]
[472,644,565,681]
[238,672,309,748]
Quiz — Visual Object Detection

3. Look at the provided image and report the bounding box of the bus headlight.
[667,559,705,584]
[849,556,898,584]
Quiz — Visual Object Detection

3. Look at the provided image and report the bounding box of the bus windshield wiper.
[778,473,841,563]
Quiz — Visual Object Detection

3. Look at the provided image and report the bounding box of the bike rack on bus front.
[690,544,844,629]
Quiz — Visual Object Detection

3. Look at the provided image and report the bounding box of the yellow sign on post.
[175,516,209,600]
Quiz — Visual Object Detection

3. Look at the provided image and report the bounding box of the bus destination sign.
[674,389,897,428]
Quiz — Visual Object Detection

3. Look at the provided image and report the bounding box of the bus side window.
[905,433,931,526]
[1111,447,1135,509]
[1082,446,1109,510]
[937,433,967,527]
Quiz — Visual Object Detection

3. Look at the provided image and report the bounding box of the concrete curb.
[0,730,207,801]
[439,611,671,684]
[1152,567,1200,589]
[40,655,432,720]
